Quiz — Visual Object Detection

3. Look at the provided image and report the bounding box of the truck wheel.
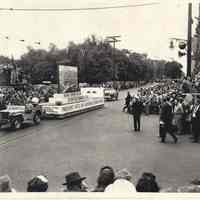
[11,118,22,130]
[33,113,41,125]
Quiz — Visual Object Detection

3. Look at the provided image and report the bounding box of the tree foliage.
[0,35,183,84]
[164,61,183,79]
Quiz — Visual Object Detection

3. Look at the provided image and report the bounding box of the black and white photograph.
[1,0,200,197]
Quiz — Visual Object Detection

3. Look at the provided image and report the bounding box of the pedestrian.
[182,101,191,135]
[131,96,144,132]
[173,98,184,135]
[160,97,178,143]
[191,96,200,143]
[62,172,87,192]
[123,91,132,113]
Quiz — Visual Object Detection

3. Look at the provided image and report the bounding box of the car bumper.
[105,95,116,100]
[0,119,10,128]
[0,119,9,125]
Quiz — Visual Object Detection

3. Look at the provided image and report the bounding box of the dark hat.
[62,172,86,185]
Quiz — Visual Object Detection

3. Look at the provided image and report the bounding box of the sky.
[0,0,199,73]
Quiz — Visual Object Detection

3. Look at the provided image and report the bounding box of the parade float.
[41,88,104,118]
[40,65,104,118]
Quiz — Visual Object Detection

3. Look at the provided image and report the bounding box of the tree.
[1,35,183,85]
[31,61,57,84]
[164,61,183,79]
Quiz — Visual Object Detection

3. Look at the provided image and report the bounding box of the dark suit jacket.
[192,104,200,131]
[160,102,173,124]
[193,105,200,121]
[131,100,144,116]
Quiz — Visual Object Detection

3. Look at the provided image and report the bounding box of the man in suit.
[131,96,144,132]
[191,97,200,143]
[160,97,178,143]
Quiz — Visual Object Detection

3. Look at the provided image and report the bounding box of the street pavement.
[1,85,200,191]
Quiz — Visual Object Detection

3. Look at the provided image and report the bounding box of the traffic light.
[169,40,174,49]
[169,39,187,57]
[178,41,187,50]
[178,51,186,57]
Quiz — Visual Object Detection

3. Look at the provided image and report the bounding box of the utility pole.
[106,35,121,89]
[57,65,61,93]
[187,3,192,77]
[194,3,200,75]
[169,3,193,77]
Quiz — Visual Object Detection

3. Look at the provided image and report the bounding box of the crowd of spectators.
[0,85,57,109]
[2,168,200,192]
[123,79,181,114]
[123,76,200,115]
[123,75,200,142]
[136,79,183,115]
[0,168,161,192]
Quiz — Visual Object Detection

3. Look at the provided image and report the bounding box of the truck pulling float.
[0,101,42,130]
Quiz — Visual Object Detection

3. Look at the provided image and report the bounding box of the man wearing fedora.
[62,172,87,192]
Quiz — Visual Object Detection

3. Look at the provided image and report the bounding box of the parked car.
[0,103,42,130]
[104,88,119,101]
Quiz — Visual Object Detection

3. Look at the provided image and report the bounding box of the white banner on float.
[43,98,104,115]
[58,65,78,92]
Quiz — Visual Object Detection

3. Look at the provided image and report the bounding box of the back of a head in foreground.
[0,174,14,192]
[27,175,48,192]
[136,172,160,192]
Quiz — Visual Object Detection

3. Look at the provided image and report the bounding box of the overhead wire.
[0,2,162,53]
[0,2,160,46]
[0,2,160,12]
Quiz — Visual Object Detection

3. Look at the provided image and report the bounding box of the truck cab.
[0,103,42,130]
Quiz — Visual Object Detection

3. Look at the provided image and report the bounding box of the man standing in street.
[131,96,144,132]
[160,97,178,143]
[191,97,200,143]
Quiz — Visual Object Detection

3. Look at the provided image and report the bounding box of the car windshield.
[105,88,115,92]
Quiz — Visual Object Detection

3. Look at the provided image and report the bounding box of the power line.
[0,32,41,46]
[0,2,160,12]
